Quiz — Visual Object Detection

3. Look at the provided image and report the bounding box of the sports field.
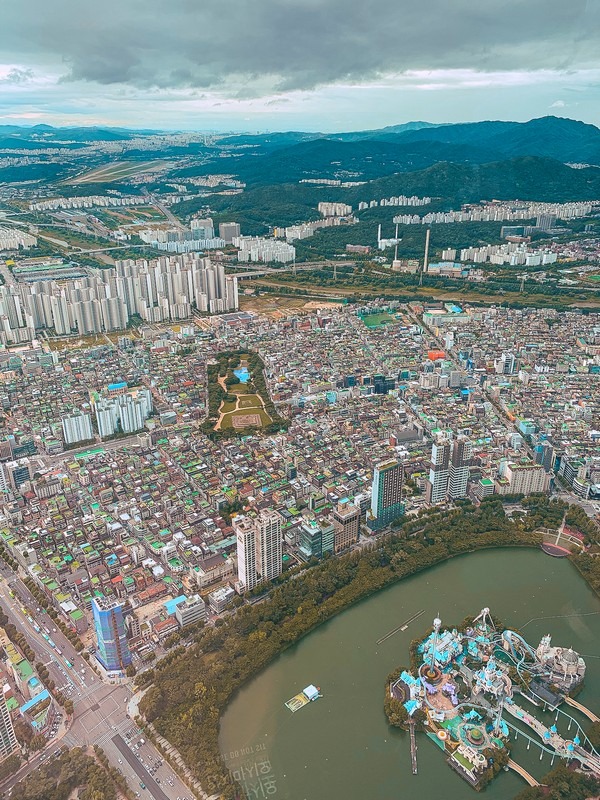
[360,311,395,328]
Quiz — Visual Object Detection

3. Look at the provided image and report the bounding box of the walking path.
[128,691,220,800]
[507,758,539,786]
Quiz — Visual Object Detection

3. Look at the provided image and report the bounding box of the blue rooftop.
[20,689,50,714]
[108,381,127,391]
[164,594,187,616]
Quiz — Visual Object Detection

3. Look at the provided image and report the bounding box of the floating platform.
[285,684,321,712]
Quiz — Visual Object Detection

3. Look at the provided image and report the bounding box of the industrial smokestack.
[423,228,430,274]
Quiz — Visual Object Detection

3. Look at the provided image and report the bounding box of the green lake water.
[219,549,600,799]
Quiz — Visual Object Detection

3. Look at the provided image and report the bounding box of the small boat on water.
[284,684,322,713]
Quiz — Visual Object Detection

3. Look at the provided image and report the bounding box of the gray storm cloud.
[2,0,599,93]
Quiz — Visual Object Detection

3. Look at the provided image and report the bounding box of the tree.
[0,753,21,780]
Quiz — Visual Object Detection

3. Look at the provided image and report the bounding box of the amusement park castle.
[387,608,599,790]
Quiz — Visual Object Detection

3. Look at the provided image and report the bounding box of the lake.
[220,549,600,800]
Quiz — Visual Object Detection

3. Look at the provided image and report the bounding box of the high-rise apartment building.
[0,697,17,759]
[425,440,451,504]
[72,299,102,335]
[190,217,215,239]
[218,222,241,243]
[504,461,551,495]
[234,511,282,591]
[332,499,360,552]
[92,597,132,672]
[255,509,282,582]
[448,438,472,500]
[234,515,258,592]
[368,459,404,530]
[61,411,93,446]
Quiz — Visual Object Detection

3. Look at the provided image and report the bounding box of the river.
[219,549,600,800]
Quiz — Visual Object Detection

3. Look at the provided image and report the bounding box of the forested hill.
[174,116,600,185]
[176,156,600,233]
[355,156,600,205]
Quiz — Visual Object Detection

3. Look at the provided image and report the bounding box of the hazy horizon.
[1,114,598,136]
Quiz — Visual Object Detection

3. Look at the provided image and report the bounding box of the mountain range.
[181,117,600,185]
[2,117,600,216]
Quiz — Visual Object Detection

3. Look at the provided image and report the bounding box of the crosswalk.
[95,718,131,748]
[61,732,81,749]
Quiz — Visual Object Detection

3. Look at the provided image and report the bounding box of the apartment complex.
[0,255,239,344]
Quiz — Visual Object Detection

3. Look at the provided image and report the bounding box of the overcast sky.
[1,0,600,131]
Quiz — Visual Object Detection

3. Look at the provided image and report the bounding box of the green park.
[203,349,288,436]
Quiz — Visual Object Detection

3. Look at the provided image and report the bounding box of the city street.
[0,567,193,800]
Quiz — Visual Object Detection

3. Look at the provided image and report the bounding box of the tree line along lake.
[219,548,600,800]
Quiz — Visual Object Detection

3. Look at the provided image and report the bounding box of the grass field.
[38,228,112,250]
[249,277,600,310]
[360,311,395,328]
[69,160,167,185]
[219,400,272,430]
[208,351,277,433]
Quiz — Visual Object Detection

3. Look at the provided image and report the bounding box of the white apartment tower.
[234,515,258,592]
[0,697,17,759]
[255,509,283,582]
[448,438,472,500]
[61,411,93,445]
[426,439,451,504]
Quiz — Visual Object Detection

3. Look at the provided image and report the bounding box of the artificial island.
[385,608,600,791]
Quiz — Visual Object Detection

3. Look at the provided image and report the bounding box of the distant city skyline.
[1,0,599,130]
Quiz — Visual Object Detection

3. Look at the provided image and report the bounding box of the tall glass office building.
[368,458,405,531]
[92,597,132,672]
